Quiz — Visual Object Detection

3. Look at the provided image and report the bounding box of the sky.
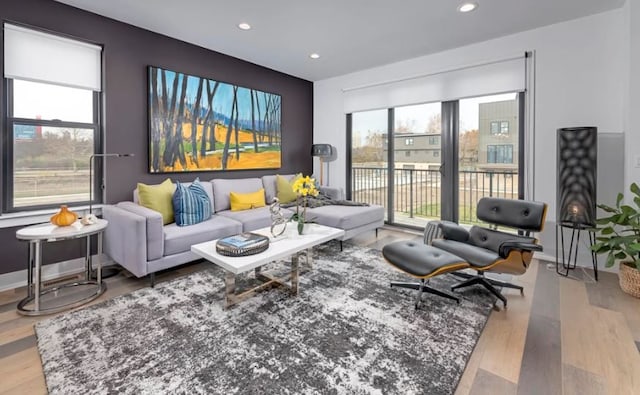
[352,92,518,143]
[13,79,93,123]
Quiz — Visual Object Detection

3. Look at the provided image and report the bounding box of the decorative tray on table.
[215,232,270,257]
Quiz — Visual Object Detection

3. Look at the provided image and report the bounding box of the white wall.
[627,0,640,188]
[314,7,627,254]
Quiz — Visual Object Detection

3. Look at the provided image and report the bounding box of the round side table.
[15,219,108,316]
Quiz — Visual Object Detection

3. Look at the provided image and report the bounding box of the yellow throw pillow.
[230,189,266,211]
[276,174,301,204]
[137,178,176,225]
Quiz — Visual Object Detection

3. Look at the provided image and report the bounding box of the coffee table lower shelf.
[224,256,300,309]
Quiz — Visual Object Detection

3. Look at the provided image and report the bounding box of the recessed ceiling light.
[238,23,251,30]
[310,53,320,59]
[458,2,478,13]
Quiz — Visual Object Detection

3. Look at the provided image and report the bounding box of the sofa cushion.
[230,189,266,211]
[211,178,263,213]
[134,180,214,213]
[262,174,295,204]
[173,179,212,226]
[431,238,500,268]
[137,178,176,225]
[163,215,242,256]
[276,174,301,203]
[306,204,384,231]
[218,206,294,232]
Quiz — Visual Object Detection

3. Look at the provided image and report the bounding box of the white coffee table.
[191,223,344,308]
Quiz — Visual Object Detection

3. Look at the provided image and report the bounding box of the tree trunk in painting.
[150,68,161,172]
[251,89,258,153]
[263,93,272,146]
[208,83,220,153]
[254,90,263,143]
[190,78,204,167]
[221,86,238,170]
[172,75,189,169]
[200,81,219,157]
[162,71,179,169]
[234,91,240,160]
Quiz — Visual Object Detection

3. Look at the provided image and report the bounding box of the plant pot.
[619,261,640,298]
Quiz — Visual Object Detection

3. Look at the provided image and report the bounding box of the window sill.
[0,205,103,229]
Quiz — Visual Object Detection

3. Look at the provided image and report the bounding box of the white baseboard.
[0,255,114,293]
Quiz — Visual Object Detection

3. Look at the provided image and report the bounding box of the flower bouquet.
[291,175,319,235]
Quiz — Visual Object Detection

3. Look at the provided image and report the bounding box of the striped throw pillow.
[172,179,212,226]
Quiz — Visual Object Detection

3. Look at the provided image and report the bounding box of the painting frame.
[148,66,282,173]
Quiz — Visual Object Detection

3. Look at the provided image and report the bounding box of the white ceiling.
[55,0,625,81]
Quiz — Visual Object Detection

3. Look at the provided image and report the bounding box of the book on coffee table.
[216,232,270,256]
[218,233,264,248]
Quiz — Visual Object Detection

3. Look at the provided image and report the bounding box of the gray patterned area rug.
[35,241,496,395]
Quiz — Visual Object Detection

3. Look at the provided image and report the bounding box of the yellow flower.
[292,175,318,196]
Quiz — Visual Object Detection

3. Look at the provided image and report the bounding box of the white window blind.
[343,56,525,113]
[4,24,102,91]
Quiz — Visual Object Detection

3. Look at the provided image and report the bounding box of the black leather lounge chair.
[382,197,547,309]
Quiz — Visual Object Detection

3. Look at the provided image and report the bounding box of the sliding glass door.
[392,103,442,227]
[458,93,523,224]
[349,109,389,220]
[347,92,524,229]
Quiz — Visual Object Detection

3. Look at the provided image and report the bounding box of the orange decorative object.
[50,205,78,226]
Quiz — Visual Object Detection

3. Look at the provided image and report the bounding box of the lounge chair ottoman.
[382,241,469,308]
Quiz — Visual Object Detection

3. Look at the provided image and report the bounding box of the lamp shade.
[311,144,332,157]
[556,127,597,227]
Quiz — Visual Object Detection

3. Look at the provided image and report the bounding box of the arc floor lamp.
[88,153,134,279]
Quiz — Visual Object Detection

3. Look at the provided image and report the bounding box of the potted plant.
[591,182,640,298]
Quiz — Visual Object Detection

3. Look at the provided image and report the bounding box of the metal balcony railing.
[351,166,519,225]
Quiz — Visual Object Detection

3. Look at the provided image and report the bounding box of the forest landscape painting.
[148,66,282,173]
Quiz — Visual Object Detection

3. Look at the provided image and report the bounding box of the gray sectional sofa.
[103,174,384,284]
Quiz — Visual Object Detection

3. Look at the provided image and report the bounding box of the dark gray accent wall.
[0,0,313,275]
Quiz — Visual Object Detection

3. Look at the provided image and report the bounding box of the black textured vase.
[556,127,597,227]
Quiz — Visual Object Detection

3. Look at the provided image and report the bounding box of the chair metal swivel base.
[451,272,520,308]
[391,279,460,309]
[452,272,524,293]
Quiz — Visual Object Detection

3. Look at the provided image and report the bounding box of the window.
[490,120,509,135]
[490,121,500,134]
[405,151,411,157]
[487,144,513,164]
[433,151,440,157]
[500,121,509,134]
[405,138,414,146]
[428,136,439,145]
[3,24,102,212]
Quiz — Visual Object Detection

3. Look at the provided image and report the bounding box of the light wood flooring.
[1,227,639,394]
